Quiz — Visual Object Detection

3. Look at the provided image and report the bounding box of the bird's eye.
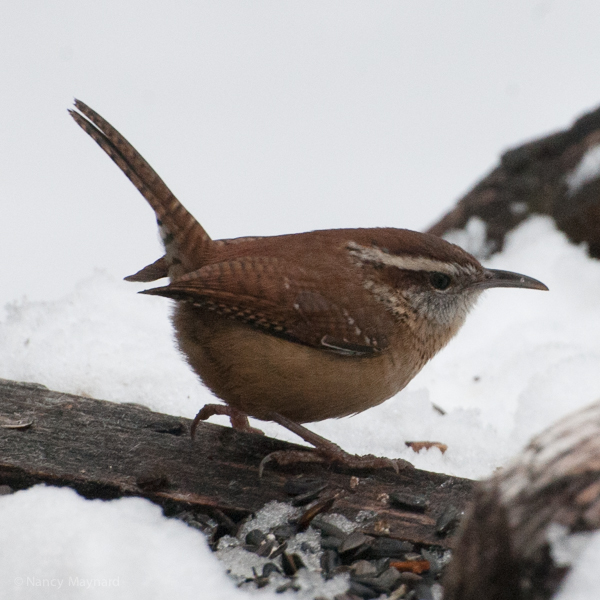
[429,272,451,290]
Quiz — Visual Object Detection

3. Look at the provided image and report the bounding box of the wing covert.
[141,256,387,356]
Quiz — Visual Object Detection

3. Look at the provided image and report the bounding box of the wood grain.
[0,378,473,548]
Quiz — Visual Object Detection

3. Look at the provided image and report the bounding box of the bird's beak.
[473,269,549,291]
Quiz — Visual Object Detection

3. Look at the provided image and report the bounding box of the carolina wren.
[70,100,548,471]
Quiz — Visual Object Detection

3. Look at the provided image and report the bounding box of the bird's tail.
[69,99,212,280]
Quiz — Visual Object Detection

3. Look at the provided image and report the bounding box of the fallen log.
[428,103,600,260]
[444,399,600,600]
[0,377,473,550]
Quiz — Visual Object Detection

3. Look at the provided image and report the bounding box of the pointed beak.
[473,268,549,291]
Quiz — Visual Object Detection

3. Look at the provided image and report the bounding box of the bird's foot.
[191,404,265,438]
[259,412,413,476]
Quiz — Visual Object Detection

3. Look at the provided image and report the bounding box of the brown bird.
[69,100,548,472]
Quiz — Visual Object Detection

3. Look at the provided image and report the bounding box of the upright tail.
[69,100,212,279]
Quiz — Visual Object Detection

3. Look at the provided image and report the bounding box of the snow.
[216,502,350,598]
[0,485,252,600]
[555,530,600,599]
[565,144,600,195]
[443,217,493,259]
[547,523,592,569]
[2,215,600,597]
[4,2,600,596]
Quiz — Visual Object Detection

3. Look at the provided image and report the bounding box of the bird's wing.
[141,256,388,356]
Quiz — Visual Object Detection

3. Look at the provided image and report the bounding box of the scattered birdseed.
[196,497,453,599]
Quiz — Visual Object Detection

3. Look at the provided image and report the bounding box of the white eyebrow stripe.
[347,241,473,276]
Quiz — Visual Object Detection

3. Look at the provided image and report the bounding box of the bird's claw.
[191,404,265,439]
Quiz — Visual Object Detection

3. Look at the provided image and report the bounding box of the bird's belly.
[173,305,418,423]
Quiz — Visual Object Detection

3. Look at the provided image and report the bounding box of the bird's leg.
[259,412,413,476]
[191,404,265,438]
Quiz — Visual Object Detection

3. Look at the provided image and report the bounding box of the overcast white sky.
[3,1,600,310]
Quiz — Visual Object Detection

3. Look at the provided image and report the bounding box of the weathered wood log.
[428,103,600,259]
[0,378,473,549]
[444,399,600,600]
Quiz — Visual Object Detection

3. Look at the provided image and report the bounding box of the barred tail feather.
[69,100,211,277]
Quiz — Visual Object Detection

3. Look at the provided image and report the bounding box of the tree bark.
[444,399,600,599]
[428,103,600,259]
[0,378,473,549]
